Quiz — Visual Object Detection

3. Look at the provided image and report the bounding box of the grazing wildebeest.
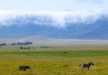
[80,62,94,70]
[17,42,32,45]
[0,43,7,46]
[20,46,31,50]
[18,65,31,71]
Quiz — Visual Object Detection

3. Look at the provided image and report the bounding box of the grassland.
[0,48,108,75]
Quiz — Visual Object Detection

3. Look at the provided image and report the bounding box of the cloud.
[0,0,108,27]
[76,0,103,4]
[0,10,99,22]
[0,10,106,28]
[66,0,108,14]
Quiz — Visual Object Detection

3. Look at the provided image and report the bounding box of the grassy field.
[0,48,108,75]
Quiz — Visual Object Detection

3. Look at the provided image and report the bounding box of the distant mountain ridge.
[0,14,108,39]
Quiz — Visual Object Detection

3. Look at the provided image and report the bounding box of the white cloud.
[0,0,108,28]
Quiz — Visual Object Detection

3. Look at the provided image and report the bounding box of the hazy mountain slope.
[0,15,108,39]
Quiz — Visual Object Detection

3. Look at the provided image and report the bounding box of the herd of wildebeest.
[0,41,32,46]
[0,41,33,50]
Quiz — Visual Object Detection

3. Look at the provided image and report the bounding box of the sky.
[0,0,107,13]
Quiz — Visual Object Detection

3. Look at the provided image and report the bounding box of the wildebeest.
[18,65,31,71]
[0,43,7,46]
[20,46,31,50]
[80,62,94,70]
[17,42,32,45]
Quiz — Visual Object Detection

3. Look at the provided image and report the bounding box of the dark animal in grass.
[0,43,7,46]
[18,65,31,71]
[80,62,94,70]
[20,46,31,50]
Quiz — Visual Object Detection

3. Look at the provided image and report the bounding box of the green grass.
[0,48,108,75]
[0,50,108,58]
